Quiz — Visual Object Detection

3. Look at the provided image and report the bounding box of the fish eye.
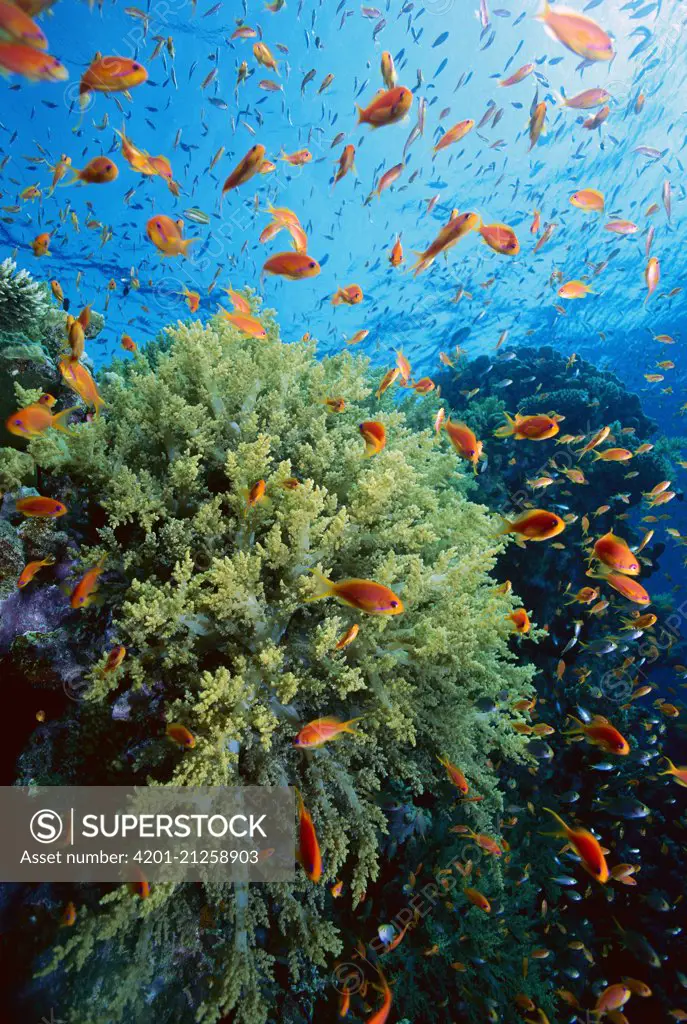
[132,63,141,71]
[309,261,316,269]
[390,600,399,608]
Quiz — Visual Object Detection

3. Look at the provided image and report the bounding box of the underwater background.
[1,0,687,1021]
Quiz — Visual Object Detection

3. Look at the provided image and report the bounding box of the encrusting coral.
[5,299,538,1023]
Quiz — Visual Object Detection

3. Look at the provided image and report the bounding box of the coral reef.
[0,260,104,452]
[2,305,538,1023]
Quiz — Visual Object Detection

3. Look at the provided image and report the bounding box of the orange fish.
[452,826,502,856]
[280,148,312,165]
[593,532,640,576]
[409,377,435,395]
[494,412,562,441]
[508,608,531,634]
[345,329,369,346]
[66,319,85,363]
[121,334,137,352]
[253,40,278,72]
[434,118,474,154]
[411,211,480,275]
[645,256,660,300]
[564,715,630,755]
[222,285,251,313]
[542,808,609,883]
[335,623,359,650]
[31,231,50,256]
[529,101,546,149]
[61,901,77,927]
[389,235,404,266]
[166,723,196,748]
[58,357,106,415]
[17,555,56,588]
[479,222,520,255]
[15,496,67,518]
[333,143,356,184]
[620,612,656,630]
[104,645,127,672]
[245,480,266,508]
[464,887,491,912]
[296,789,322,882]
[437,755,469,794]
[294,717,362,748]
[146,215,193,258]
[70,557,106,610]
[445,419,483,473]
[500,509,565,542]
[221,144,266,200]
[6,401,76,438]
[381,50,397,88]
[359,420,386,457]
[375,367,400,398]
[306,570,403,615]
[129,867,150,899]
[220,310,267,338]
[332,284,363,306]
[80,55,147,106]
[262,251,321,280]
[536,1,614,61]
[357,85,413,127]
[595,985,631,1014]
[603,573,650,605]
[0,1,47,48]
[67,156,118,185]
[0,43,66,81]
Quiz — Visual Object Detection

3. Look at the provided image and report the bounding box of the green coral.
[0,445,35,490]
[15,308,537,1023]
[0,257,51,336]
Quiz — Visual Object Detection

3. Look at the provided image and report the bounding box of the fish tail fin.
[355,104,364,124]
[342,717,364,735]
[535,0,550,19]
[63,166,81,186]
[542,807,568,835]
[562,715,584,736]
[51,406,79,433]
[658,756,676,775]
[92,394,108,418]
[496,514,513,536]
[180,238,195,258]
[331,290,342,306]
[493,411,517,437]
[304,568,334,602]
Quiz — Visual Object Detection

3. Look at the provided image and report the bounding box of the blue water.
[1,0,686,407]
